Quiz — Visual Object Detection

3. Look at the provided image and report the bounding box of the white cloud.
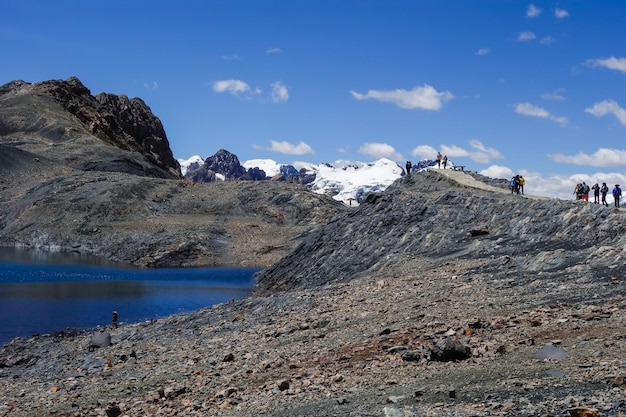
[586,56,626,73]
[266,48,282,54]
[476,48,490,56]
[585,100,626,126]
[258,140,314,155]
[514,102,568,125]
[411,145,438,159]
[518,31,537,41]
[271,81,289,103]
[540,36,555,45]
[350,84,454,110]
[358,142,404,160]
[144,81,158,90]
[221,55,242,60]
[555,8,569,19]
[480,165,515,180]
[541,89,566,101]
[548,148,626,167]
[467,139,504,163]
[527,4,542,17]
[213,79,256,95]
[411,140,503,164]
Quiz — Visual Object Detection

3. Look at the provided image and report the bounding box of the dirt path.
[432,168,547,200]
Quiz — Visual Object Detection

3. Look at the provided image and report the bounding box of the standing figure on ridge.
[613,184,622,208]
[574,183,582,200]
[436,152,442,168]
[405,160,412,177]
[442,155,448,169]
[601,182,609,206]
[592,183,600,204]
[518,175,525,194]
[581,182,590,202]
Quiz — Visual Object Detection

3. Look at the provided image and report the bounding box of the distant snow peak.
[180,152,435,207]
[177,155,203,176]
[309,158,404,206]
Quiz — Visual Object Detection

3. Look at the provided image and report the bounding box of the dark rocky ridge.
[0,77,179,178]
[257,171,626,293]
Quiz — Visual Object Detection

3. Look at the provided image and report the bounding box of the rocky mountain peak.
[0,76,180,178]
[184,148,268,181]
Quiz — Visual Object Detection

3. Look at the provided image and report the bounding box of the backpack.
[583,184,590,194]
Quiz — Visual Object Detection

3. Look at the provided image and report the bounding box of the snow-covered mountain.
[178,154,439,206]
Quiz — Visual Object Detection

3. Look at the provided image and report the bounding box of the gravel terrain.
[1,170,624,417]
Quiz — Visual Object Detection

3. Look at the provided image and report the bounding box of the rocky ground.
[1,170,625,417]
[0,165,344,268]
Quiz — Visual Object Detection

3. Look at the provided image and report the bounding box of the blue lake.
[0,248,259,346]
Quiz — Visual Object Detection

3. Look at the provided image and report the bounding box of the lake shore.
[2,254,625,417]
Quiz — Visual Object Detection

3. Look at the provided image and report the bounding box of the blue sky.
[2,0,626,199]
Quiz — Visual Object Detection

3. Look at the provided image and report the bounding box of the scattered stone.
[276,379,290,391]
[430,337,471,362]
[400,350,421,362]
[535,344,568,361]
[90,330,111,349]
[568,407,600,417]
[105,404,122,417]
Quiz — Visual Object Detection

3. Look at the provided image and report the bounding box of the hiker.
[518,175,525,194]
[581,182,590,202]
[592,183,600,204]
[601,182,609,206]
[442,155,448,169]
[405,160,412,176]
[436,152,442,168]
[574,183,582,200]
[613,184,622,208]
[510,177,517,194]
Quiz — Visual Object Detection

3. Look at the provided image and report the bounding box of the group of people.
[574,181,622,207]
[405,152,450,176]
[436,152,448,169]
[509,175,525,194]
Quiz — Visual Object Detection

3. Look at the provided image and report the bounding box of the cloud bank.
[350,84,454,110]
[514,102,568,125]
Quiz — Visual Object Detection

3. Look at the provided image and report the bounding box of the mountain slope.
[0,77,180,178]
[0,78,345,266]
[257,169,625,292]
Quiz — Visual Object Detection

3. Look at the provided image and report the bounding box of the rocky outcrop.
[256,170,626,293]
[0,76,180,178]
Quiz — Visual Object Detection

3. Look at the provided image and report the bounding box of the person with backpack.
[510,177,517,194]
[581,182,590,202]
[405,160,412,177]
[601,182,609,206]
[574,183,582,200]
[613,184,622,208]
[442,155,448,169]
[592,183,600,204]
[518,176,525,194]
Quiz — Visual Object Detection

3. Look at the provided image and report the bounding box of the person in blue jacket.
[612,184,622,208]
